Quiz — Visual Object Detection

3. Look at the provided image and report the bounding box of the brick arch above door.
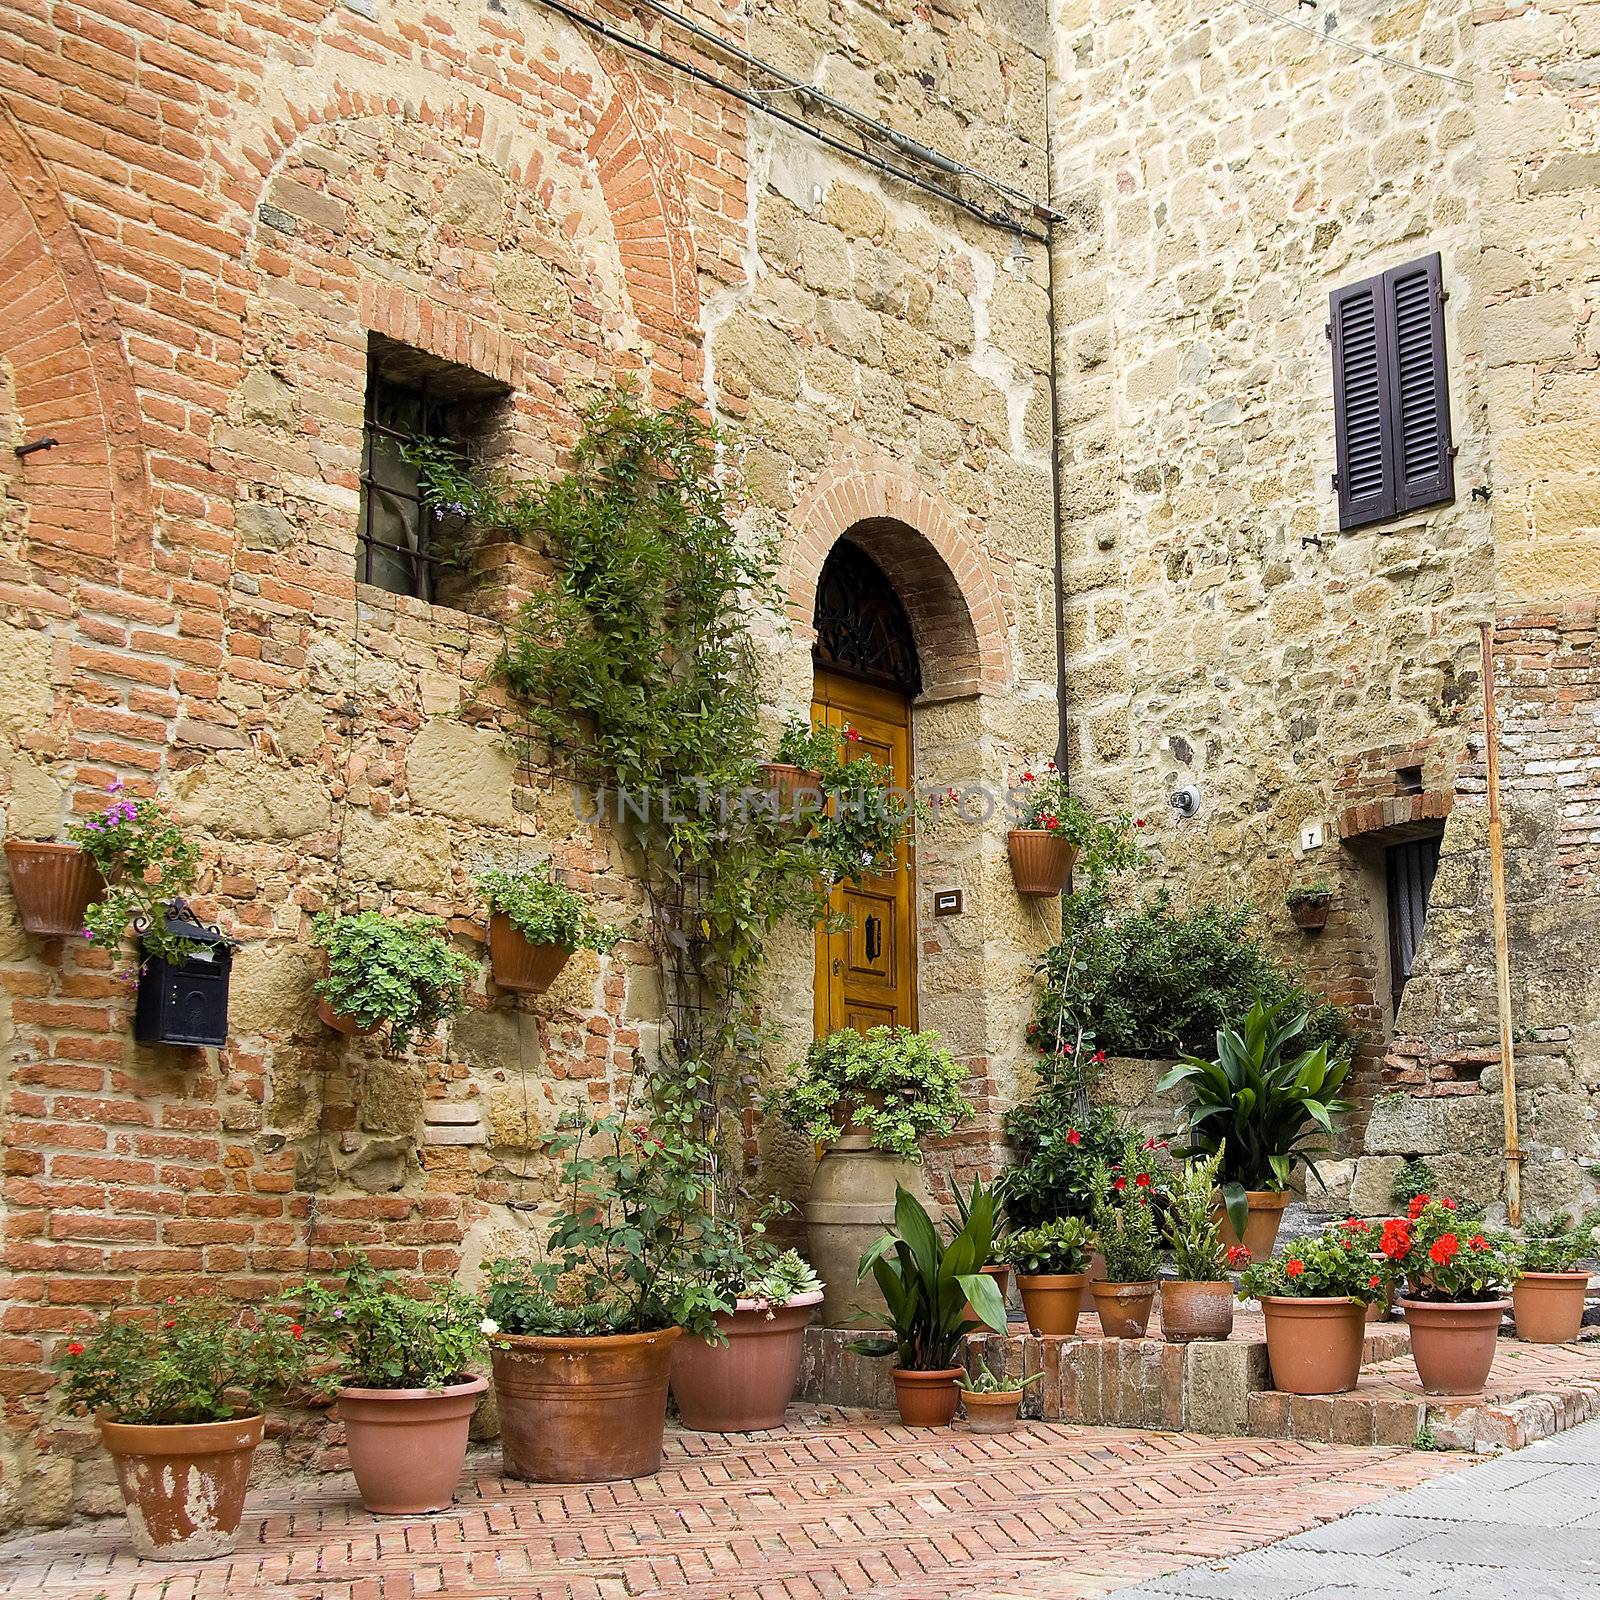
[782,456,1013,698]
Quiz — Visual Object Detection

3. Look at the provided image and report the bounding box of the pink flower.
[107,778,124,794]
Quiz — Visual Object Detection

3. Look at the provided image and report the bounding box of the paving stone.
[1275,1511,1449,1554]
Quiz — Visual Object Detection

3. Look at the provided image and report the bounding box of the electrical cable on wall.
[1232,0,1472,88]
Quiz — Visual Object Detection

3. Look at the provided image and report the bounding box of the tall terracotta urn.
[806,1130,937,1327]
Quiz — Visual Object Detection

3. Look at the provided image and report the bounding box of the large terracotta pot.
[98,1412,262,1561]
[1016,1272,1086,1336]
[336,1374,487,1514]
[806,1133,936,1327]
[491,1327,681,1482]
[1512,1272,1591,1344]
[1260,1296,1365,1395]
[487,914,571,993]
[1006,829,1078,895]
[1160,1279,1235,1343]
[4,840,103,937]
[1401,1298,1510,1394]
[1091,1280,1157,1338]
[670,1290,822,1431]
[890,1366,962,1427]
[959,1264,1011,1326]
[1215,1190,1290,1264]
[961,1388,1024,1435]
[760,763,822,814]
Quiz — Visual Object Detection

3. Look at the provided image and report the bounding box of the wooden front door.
[812,669,917,1037]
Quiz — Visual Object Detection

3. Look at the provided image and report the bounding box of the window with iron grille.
[1386,832,1442,1013]
[356,334,508,601]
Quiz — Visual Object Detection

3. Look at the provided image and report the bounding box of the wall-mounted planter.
[488,914,571,993]
[1288,896,1331,931]
[1006,830,1077,896]
[759,762,821,815]
[4,840,104,936]
[134,903,233,1048]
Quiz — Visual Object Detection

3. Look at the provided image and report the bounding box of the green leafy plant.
[1510,1210,1600,1273]
[1159,995,1355,1239]
[849,1185,1007,1370]
[770,1026,973,1162]
[1010,761,1148,886]
[1033,890,1355,1062]
[1391,1156,1438,1211]
[1380,1195,1518,1303]
[959,1353,1045,1395]
[475,864,621,954]
[56,1298,308,1425]
[772,717,838,773]
[1092,1162,1162,1283]
[311,910,475,1053]
[1163,1153,1233,1283]
[1285,882,1333,909]
[70,783,202,968]
[948,1174,1007,1261]
[292,1255,489,1391]
[998,1218,1091,1276]
[482,1063,727,1340]
[741,1248,823,1307]
[1236,1220,1389,1304]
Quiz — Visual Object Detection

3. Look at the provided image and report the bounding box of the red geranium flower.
[1225,1244,1252,1267]
[1408,1193,1430,1220]
[1379,1219,1412,1260]
[290,1323,304,1338]
[1342,1217,1371,1233]
[1441,1197,1456,1211]
[1067,1128,1082,1147]
[1043,815,1059,831]
[1134,818,1147,828]
[1059,1041,1074,1055]
[1368,1275,1382,1289]
[1286,1259,1305,1277]
[65,1341,85,1356]
[1430,1233,1459,1267]
[1469,1234,1488,1251]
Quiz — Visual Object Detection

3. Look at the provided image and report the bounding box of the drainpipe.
[1480,620,1523,1224]
[1043,69,1069,781]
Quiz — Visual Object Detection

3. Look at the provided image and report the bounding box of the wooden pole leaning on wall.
[1480,620,1523,1226]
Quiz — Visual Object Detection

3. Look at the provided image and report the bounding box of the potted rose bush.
[1005,761,1144,896]
[772,1025,972,1327]
[1385,1195,1518,1393]
[1160,1152,1245,1343]
[1238,1221,1387,1394]
[850,1184,1008,1426]
[1160,995,1354,1260]
[310,910,474,1050]
[1510,1210,1598,1344]
[475,863,620,994]
[293,1256,489,1515]
[55,1298,307,1560]
[999,1218,1092,1336]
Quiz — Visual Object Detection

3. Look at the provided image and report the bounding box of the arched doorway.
[812,539,921,1037]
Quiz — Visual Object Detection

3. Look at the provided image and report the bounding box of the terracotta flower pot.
[1365,1261,1395,1323]
[670,1290,822,1431]
[1289,898,1330,931]
[1401,1298,1510,1394]
[1016,1272,1086,1336]
[336,1374,487,1514]
[1260,1296,1366,1395]
[4,840,103,937]
[961,1388,1024,1434]
[487,913,571,994]
[1091,1279,1157,1338]
[1513,1271,1591,1345]
[97,1411,263,1561]
[890,1366,963,1427]
[959,1264,1011,1326]
[1006,829,1078,896]
[760,762,822,814]
[1214,1189,1290,1264]
[491,1327,680,1482]
[316,997,382,1037]
[1160,1279,1235,1343]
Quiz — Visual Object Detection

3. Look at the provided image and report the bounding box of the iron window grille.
[357,360,447,602]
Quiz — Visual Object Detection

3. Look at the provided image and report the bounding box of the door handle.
[832,958,843,975]
[864,915,881,963]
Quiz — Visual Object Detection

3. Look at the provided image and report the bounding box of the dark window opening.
[1396,765,1424,795]
[813,539,922,694]
[1386,833,1442,1013]
[357,334,508,602]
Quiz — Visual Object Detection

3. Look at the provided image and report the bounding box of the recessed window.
[1386,833,1442,1013]
[1395,765,1424,795]
[357,334,508,601]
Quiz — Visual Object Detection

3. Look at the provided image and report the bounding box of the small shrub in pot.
[1159,1152,1242,1342]
[1000,1218,1092,1336]
[958,1353,1044,1434]
[475,863,620,993]
[1508,1210,1599,1344]
[1089,1147,1163,1337]
[310,910,475,1050]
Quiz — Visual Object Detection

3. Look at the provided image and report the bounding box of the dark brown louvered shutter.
[1330,273,1396,529]
[1385,253,1454,514]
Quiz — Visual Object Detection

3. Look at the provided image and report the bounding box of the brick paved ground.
[0,1410,1456,1600]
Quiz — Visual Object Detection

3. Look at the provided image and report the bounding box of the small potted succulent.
[772,1026,973,1327]
[474,863,620,994]
[1089,1151,1163,1338]
[1160,1152,1244,1343]
[293,1255,490,1515]
[670,1245,823,1433]
[849,1184,1008,1427]
[957,1352,1045,1435]
[55,1298,307,1560]
[1005,762,1144,896]
[1286,882,1333,931]
[762,716,833,814]
[1385,1194,1518,1393]
[1510,1209,1598,1344]
[310,910,475,1050]
[1238,1220,1388,1394]
[999,1218,1092,1336]
[1160,996,1354,1260]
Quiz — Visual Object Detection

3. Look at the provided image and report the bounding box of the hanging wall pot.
[134,902,234,1048]
[4,840,104,936]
